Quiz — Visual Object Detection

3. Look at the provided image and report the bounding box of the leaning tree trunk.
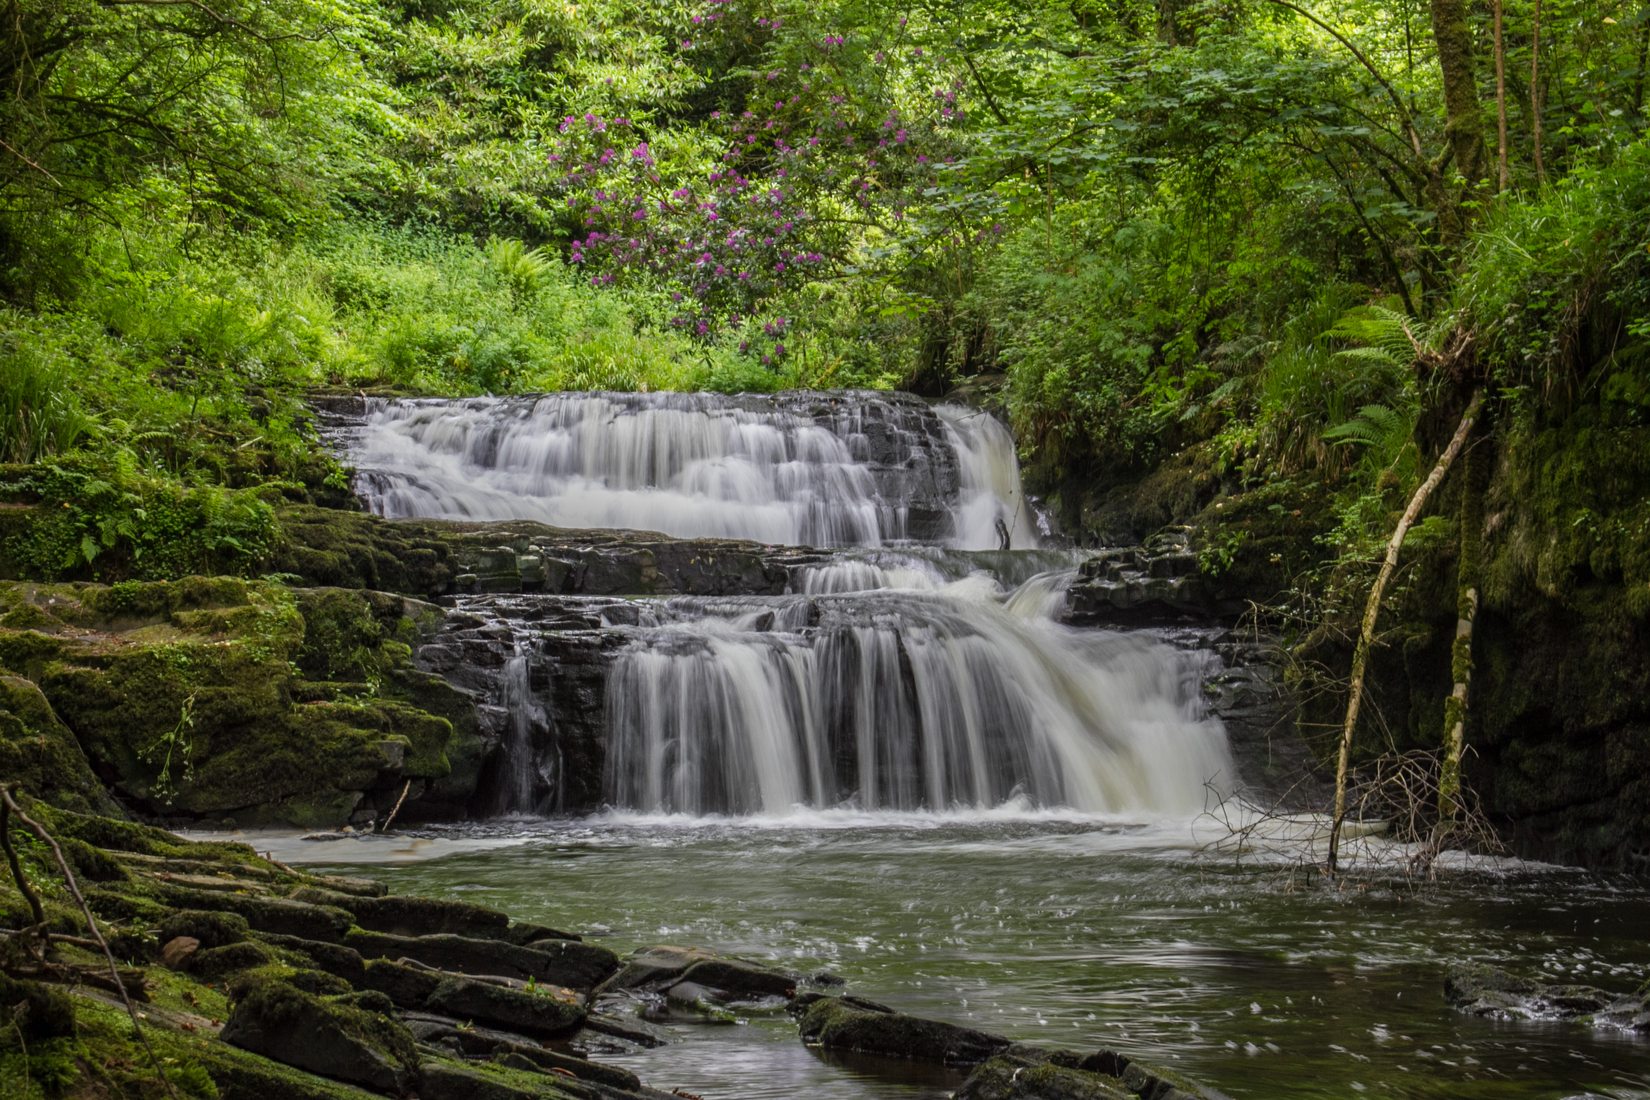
[1438,427,1486,822]
[1328,391,1484,875]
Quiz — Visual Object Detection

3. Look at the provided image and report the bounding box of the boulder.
[425,975,585,1038]
[346,929,618,989]
[221,978,418,1095]
[160,936,202,971]
[797,997,1010,1066]
[957,1056,1133,1100]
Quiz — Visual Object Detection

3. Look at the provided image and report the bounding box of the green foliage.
[1,459,275,581]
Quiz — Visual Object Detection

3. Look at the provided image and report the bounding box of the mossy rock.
[221,975,419,1095]
[0,974,76,1041]
[0,674,117,815]
[1,577,458,827]
[159,909,252,949]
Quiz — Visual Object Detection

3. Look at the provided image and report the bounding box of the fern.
[1324,403,1408,450]
[484,237,554,299]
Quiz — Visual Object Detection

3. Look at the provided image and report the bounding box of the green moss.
[160,909,253,949]
[0,674,118,814]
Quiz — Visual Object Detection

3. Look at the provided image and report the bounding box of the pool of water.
[263,812,1650,1100]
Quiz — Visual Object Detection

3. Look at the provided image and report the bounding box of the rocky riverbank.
[0,800,1229,1099]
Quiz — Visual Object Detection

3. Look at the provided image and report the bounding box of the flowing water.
[315,390,1650,1099]
[277,818,1650,1100]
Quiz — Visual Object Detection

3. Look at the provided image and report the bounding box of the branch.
[1327,389,1484,874]
[0,786,179,1100]
[1265,0,1427,162]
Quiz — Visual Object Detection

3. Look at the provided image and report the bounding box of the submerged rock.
[1445,963,1650,1031]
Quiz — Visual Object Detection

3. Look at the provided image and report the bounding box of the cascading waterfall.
[344,391,1036,548]
[340,390,1235,818]
[599,571,1230,817]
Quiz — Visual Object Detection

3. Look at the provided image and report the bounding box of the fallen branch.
[1328,390,1484,874]
[0,786,179,1100]
[376,779,412,835]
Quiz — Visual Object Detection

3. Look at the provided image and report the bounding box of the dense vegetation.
[0,0,1646,849]
[0,0,1644,570]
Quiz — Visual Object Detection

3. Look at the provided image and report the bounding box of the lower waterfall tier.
[417,550,1236,818]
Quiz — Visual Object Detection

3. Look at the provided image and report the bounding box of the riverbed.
[254,812,1650,1100]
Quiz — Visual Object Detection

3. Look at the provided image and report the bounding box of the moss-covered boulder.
[0,578,466,829]
[0,673,116,815]
[221,976,419,1094]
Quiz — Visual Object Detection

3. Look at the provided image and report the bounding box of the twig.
[0,786,179,1100]
[376,780,412,835]
[1,794,48,942]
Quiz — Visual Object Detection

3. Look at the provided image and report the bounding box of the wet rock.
[426,975,586,1038]
[1445,963,1650,1030]
[361,958,443,1007]
[345,929,620,989]
[797,996,1011,1066]
[957,1056,1133,1100]
[506,922,583,945]
[221,977,418,1094]
[161,936,202,971]
[581,1009,673,1049]
[955,1046,1227,1100]
[676,957,799,1001]
[1063,533,1217,625]
[403,1013,643,1091]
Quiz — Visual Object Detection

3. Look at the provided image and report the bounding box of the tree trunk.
[1493,0,1509,191]
[1328,390,1484,875]
[1429,0,1488,184]
[1438,433,1485,820]
[1531,0,1546,182]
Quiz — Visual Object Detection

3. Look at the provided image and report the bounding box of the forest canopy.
[0,0,1645,585]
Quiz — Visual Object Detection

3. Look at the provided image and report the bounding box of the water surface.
[275,814,1650,1100]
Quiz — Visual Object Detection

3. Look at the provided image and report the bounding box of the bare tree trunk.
[1531,0,1546,182]
[1494,0,1509,190]
[1328,391,1484,875]
[1438,435,1485,820]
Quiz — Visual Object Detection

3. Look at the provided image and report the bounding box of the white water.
[600,570,1233,817]
[344,392,1035,549]
[337,390,1236,820]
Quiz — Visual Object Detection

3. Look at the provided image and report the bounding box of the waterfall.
[344,389,1235,819]
[598,578,1231,817]
[342,391,1036,548]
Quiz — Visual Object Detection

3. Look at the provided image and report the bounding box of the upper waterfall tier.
[337,391,1039,549]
